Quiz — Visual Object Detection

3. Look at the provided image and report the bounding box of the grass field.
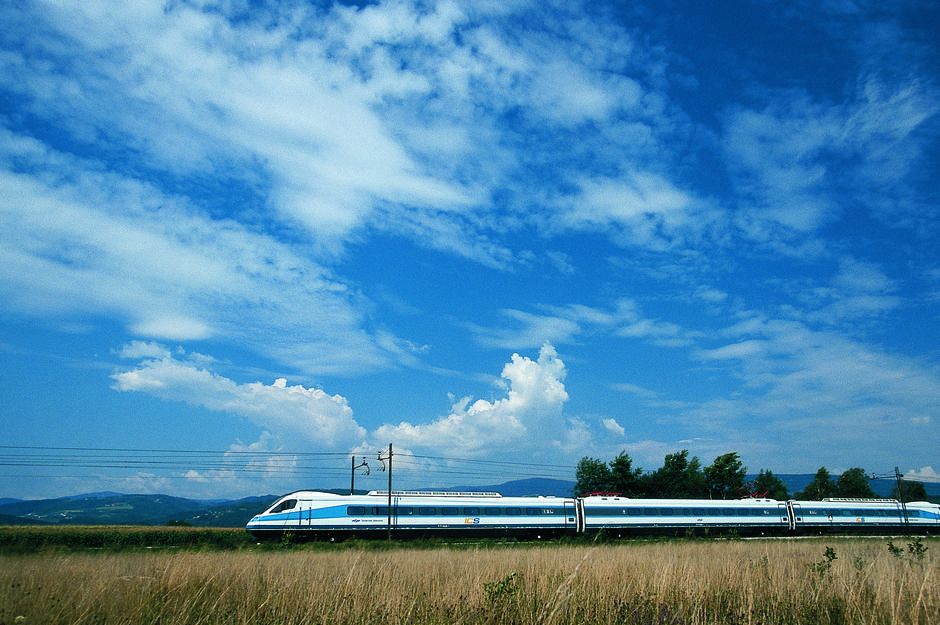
[1,534,936,624]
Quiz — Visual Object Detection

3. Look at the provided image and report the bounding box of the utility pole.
[872,466,910,533]
[378,444,393,540]
[350,456,369,495]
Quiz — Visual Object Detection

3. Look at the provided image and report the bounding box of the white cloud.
[698,340,766,361]
[469,299,693,350]
[904,466,939,484]
[111,351,367,447]
[0,131,402,375]
[115,340,171,360]
[602,418,625,437]
[681,316,940,471]
[374,343,570,455]
[723,78,940,244]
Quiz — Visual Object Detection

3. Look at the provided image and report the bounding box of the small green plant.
[812,546,837,575]
[907,537,927,559]
[483,571,519,607]
[887,538,928,560]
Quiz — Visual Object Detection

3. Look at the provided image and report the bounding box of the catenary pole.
[387,444,393,540]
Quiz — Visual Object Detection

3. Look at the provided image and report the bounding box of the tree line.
[574,450,929,501]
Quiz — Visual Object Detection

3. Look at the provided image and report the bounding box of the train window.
[441,507,459,516]
[506,507,522,515]
[418,507,436,515]
[644,508,658,516]
[373,507,388,515]
[660,508,674,516]
[485,507,501,515]
[626,508,641,516]
[737,509,749,516]
[681,509,692,516]
[397,507,413,516]
[707,509,721,516]
[464,507,480,515]
[692,508,704,516]
[346,506,366,516]
[525,507,542,516]
[271,499,297,513]
[722,509,734,516]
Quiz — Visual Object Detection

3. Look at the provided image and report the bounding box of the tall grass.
[1,538,935,624]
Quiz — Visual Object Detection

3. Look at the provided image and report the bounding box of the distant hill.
[0,494,214,526]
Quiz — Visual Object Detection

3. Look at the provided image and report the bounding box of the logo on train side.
[464,517,480,524]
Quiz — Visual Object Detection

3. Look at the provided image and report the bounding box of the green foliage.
[573,457,613,495]
[796,467,838,500]
[892,480,927,501]
[907,537,928,559]
[0,526,253,554]
[704,453,747,500]
[165,519,193,527]
[812,546,838,575]
[483,571,519,606]
[835,468,877,498]
[887,538,928,561]
[751,469,790,500]
[644,450,708,498]
[609,451,644,496]
[887,541,904,557]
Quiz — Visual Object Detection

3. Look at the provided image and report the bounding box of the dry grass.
[1,537,936,624]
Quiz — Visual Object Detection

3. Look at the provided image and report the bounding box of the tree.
[573,457,613,496]
[750,469,790,500]
[835,468,877,498]
[609,451,643,497]
[644,450,708,498]
[797,467,838,500]
[704,452,747,500]
[892,480,927,501]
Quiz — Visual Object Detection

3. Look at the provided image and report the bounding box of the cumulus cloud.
[905,466,939,484]
[111,350,367,447]
[374,343,570,455]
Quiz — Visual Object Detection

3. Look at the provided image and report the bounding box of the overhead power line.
[0,444,578,485]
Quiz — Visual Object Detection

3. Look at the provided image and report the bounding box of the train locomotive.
[246,489,940,541]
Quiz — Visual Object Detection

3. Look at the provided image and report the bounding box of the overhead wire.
[0,444,578,486]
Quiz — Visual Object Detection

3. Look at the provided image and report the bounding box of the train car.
[787,498,940,534]
[246,490,578,540]
[580,494,787,536]
[246,490,940,541]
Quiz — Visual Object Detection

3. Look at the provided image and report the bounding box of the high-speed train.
[245,489,940,540]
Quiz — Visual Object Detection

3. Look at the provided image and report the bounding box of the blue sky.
[1,0,938,500]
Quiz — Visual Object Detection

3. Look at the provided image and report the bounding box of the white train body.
[246,490,578,540]
[246,490,940,540]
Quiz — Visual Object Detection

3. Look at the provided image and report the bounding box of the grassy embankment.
[0,525,252,553]
[1,533,936,624]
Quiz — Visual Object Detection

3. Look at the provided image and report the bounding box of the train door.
[779,502,798,531]
[790,503,803,527]
[564,500,582,535]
